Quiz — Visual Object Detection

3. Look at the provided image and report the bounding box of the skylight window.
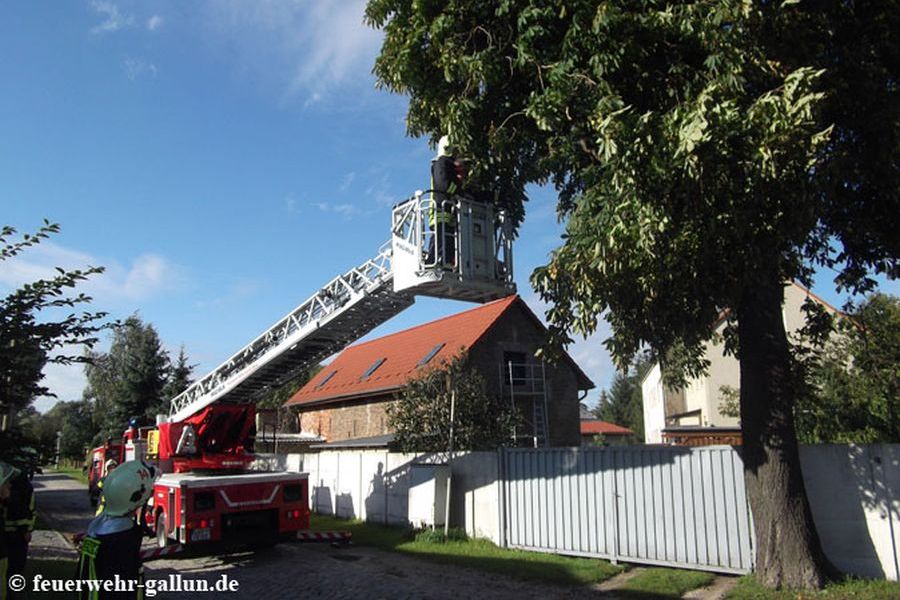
[315,370,337,389]
[417,343,445,367]
[360,358,386,381]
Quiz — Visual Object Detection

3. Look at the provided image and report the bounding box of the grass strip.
[727,575,900,599]
[309,514,622,586]
[50,466,89,486]
[622,567,715,598]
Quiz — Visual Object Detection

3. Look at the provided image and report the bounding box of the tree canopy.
[388,354,519,452]
[1,221,110,421]
[593,354,652,441]
[366,0,897,588]
[85,314,186,439]
[794,293,900,443]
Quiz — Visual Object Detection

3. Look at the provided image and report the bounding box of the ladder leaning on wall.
[503,360,549,447]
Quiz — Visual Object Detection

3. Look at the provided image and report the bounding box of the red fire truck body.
[146,471,309,546]
[144,403,311,547]
[87,441,124,506]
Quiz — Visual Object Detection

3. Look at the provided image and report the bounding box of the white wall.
[641,364,666,444]
[287,449,502,543]
[800,444,900,581]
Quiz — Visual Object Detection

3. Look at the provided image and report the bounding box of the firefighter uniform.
[77,516,145,600]
[3,471,35,597]
[428,136,464,266]
[76,461,157,600]
[0,461,20,600]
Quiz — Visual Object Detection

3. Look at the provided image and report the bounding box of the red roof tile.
[580,420,633,436]
[285,295,520,407]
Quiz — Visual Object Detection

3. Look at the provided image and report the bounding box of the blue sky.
[2,2,894,413]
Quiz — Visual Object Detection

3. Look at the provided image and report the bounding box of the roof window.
[417,343,445,367]
[360,358,386,381]
[315,370,337,389]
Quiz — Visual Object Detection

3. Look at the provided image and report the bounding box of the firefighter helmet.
[436,135,452,158]
[100,460,157,517]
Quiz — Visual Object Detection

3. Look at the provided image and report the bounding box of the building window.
[417,343,445,367]
[360,357,387,381]
[503,351,528,385]
[315,370,337,389]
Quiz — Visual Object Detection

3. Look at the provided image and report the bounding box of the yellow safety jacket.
[430,156,459,227]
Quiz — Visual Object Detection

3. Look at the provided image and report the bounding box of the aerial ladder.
[167,192,515,422]
[135,192,515,548]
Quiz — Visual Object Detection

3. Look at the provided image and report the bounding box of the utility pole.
[55,430,62,469]
[444,376,456,536]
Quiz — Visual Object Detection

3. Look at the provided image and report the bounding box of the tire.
[156,511,169,548]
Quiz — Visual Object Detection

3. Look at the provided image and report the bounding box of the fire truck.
[86,440,124,506]
[108,192,515,548]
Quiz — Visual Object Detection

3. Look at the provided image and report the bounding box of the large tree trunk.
[737,277,837,589]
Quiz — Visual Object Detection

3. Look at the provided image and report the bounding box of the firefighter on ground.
[0,461,20,600]
[428,135,465,266]
[76,460,157,600]
[94,459,118,516]
[3,455,35,598]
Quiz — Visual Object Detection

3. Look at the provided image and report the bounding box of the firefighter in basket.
[76,460,157,600]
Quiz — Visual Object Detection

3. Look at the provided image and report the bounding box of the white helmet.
[100,460,157,517]
[436,135,452,158]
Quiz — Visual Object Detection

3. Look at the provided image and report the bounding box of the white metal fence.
[288,444,898,579]
[501,446,754,574]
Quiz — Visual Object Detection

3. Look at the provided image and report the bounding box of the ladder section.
[504,359,549,447]
[168,244,413,422]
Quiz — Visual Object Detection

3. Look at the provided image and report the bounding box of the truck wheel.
[156,512,169,548]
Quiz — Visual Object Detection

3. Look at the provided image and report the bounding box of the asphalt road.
[32,473,96,535]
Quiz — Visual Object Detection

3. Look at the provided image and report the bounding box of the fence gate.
[500,446,755,574]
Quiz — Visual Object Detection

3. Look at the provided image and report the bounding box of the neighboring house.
[642,282,842,444]
[579,420,634,446]
[285,295,594,448]
[577,403,634,445]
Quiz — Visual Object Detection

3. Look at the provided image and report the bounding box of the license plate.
[191,528,211,542]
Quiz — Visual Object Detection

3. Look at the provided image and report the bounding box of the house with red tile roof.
[285,295,594,448]
[579,420,634,446]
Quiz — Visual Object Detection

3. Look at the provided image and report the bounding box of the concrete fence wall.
[284,443,899,579]
[285,450,502,541]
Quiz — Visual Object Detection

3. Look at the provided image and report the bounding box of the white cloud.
[194,277,261,310]
[122,254,173,299]
[339,172,356,193]
[0,241,184,305]
[363,170,397,207]
[313,202,361,217]
[1,241,185,412]
[147,15,164,31]
[123,57,158,81]
[90,1,135,35]
[202,0,382,102]
[32,361,87,413]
